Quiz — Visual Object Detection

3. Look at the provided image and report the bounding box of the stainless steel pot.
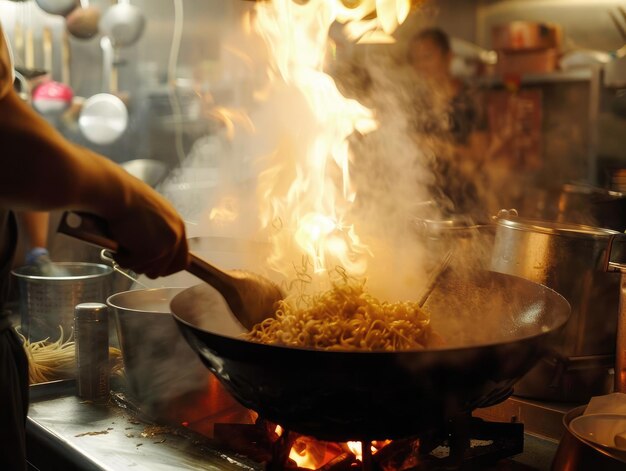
[12,262,113,342]
[107,288,209,415]
[491,211,622,402]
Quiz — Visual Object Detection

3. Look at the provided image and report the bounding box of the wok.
[171,270,570,442]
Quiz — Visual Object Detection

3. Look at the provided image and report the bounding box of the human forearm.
[0,88,188,278]
[0,89,133,217]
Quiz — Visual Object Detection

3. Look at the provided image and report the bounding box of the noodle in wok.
[244,281,436,351]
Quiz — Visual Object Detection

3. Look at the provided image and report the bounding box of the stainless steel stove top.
[26,380,565,471]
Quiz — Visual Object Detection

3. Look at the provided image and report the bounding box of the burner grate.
[213,414,524,471]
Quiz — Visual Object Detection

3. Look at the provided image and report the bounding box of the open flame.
[253,0,413,280]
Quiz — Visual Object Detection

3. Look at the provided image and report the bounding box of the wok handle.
[57,211,119,252]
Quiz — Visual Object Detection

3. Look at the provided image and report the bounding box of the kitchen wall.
[2,0,625,187]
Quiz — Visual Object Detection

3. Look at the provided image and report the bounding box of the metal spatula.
[57,211,283,330]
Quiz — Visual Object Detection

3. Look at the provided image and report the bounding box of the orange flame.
[254,0,389,278]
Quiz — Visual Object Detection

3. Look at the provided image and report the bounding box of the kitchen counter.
[26,380,259,471]
[26,380,560,471]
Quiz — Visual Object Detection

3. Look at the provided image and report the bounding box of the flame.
[347,441,363,460]
[254,0,414,278]
[208,197,239,224]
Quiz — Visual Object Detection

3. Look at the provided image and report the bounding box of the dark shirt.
[410,82,487,218]
[0,210,17,331]
[411,82,485,146]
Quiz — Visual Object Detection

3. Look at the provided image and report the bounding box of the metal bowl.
[552,406,626,470]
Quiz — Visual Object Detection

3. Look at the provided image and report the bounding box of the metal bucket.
[12,262,113,341]
[490,213,621,402]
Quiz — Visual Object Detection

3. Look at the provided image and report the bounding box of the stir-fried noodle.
[244,280,436,351]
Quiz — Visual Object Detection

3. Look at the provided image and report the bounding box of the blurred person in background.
[0,24,189,470]
[407,27,490,219]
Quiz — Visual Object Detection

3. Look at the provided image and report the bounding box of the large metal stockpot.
[490,212,621,402]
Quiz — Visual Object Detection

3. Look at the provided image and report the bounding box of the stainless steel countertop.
[26,380,260,471]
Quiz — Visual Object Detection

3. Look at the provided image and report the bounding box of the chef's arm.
[0,88,188,278]
[15,210,50,265]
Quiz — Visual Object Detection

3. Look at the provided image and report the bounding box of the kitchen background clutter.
[3,0,626,470]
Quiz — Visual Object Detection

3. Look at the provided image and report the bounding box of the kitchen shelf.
[476,68,594,87]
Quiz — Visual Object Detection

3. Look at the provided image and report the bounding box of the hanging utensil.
[78,36,127,145]
[57,212,284,330]
[65,0,100,40]
[24,0,34,70]
[99,0,145,49]
[32,27,74,115]
[35,0,78,16]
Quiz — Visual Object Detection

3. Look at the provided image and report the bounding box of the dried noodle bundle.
[245,282,434,351]
[17,326,123,384]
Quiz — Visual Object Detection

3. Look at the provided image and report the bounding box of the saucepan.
[171,269,571,441]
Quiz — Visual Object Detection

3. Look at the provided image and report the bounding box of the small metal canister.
[74,303,109,402]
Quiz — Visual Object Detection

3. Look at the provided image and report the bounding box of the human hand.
[104,184,189,279]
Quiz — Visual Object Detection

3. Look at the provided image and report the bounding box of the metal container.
[74,302,109,402]
[491,213,621,402]
[414,215,495,274]
[12,262,113,342]
[552,406,626,471]
[106,288,213,418]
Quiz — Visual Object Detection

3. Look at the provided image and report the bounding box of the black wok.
[171,270,570,442]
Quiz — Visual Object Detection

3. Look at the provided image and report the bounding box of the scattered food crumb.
[75,430,110,437]
[136,443,143,447]
[153,439,166,444]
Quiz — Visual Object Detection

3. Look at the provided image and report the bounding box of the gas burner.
[213,414,524,471]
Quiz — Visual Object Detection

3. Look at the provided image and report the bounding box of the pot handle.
[603,233,626,273]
